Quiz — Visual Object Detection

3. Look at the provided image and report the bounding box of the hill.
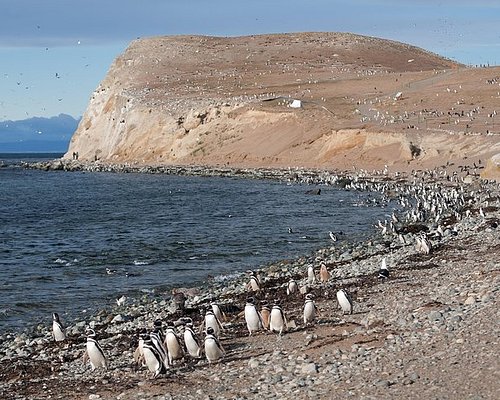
[0,114,80,153]
[64,32,500,178]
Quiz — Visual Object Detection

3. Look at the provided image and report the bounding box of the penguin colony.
[51,167,498,380]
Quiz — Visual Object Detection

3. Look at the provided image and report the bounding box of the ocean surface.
[0,153,392,333]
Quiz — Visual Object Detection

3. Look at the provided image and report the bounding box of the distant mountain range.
[0,114,80,153]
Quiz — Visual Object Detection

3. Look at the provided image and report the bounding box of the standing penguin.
[142,337,167,378]
[84,328,107,370]
[336,289,353,315]
[183,320,202,359]
[246,271,261,293]
[378,257,390,279]
[203,310,224,338]
[164,325,184,366]
[269,304,287,335]
[211,302,227,323]
[150,322,169,370]
[303,294,317,326]
[319,263,331,283]
[307,265,316,285]
[244,297,263,336]
[133,331,147,367]
[260,303,271,330]
[52,312,66,342]
[286,279,298,296]
[204,327,225,364]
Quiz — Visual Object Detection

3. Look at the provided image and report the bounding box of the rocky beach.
[1,164,498,400]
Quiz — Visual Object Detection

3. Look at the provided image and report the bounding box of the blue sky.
[1,0,499,121]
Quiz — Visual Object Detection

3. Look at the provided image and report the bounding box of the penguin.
[286,279,298,295]
[244,297,263,336]
[260,304,271,330]
[183,321,203,359]
[211,302,227,323]
[269,304,287,335]
[52,312,66,342]
[164,325,184,366]
[142,337,167,378]
[336,289,353,315]
[246,271,261,292]
[378,257,390,279]
[303,294,317,326]
[319,263,331,283]
[204,326,225,364]
[203,310,223,338]
[307,265,316,285]
[84,329,107,370]
[150,322,169,370]
[133,331,147,367]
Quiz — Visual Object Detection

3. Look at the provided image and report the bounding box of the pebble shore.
[1,161,499,400]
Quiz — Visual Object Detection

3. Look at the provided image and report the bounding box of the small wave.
[54,258,67,264]
[188,256,199,260]
[133,260,149,266]
[213,272,244,282]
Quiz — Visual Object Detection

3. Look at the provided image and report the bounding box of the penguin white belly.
[53,321,66,342]
[336,290,353,315]
[142,346,163,377]
[303,300,316,324]
[86,339,107,370]
[165,332,183,364]
[205,315,220,337]
[269,307,286,335]
[244,305,262,335]
[184,330,202,358]
[204,336,224,363]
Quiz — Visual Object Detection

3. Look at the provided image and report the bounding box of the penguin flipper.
[82,350,89,365]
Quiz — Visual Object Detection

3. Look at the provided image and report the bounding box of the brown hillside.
[65,32,500,178]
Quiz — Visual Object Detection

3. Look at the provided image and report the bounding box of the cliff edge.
[65,32,500,178]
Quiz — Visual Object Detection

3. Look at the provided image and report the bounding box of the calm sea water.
[0,154,390,332]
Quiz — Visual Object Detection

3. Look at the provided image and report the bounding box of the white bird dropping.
[336,289,353,315]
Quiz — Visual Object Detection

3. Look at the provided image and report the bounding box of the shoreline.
[1,162,499,399]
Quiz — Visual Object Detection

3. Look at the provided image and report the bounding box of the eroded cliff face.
[65,33,500,177]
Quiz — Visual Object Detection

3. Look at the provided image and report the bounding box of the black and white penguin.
[203,310,223,338]
[164,325,184,365]
[303,294,317,326]
[378,257,390,279]
[244,297,263,336]
[269,304,287,335]
[84,328,107,370]
[204,326,225,364]
[52,312,66,342]
[150,321,169,370]
[286,279,298,296]
[336,289,353,315]
[183,320,202,359]
[246,271,261,292]
[142,337,167,378]
[307,265,316,285]
[211,302,226,323]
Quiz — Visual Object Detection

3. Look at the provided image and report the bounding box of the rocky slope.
[64,32,500,180]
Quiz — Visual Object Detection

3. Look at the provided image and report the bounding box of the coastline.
[1,162,499,399]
